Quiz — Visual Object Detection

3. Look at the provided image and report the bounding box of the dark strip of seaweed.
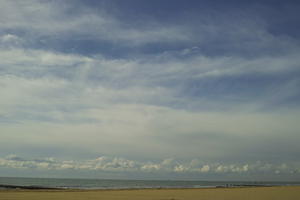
[0,184,61,190]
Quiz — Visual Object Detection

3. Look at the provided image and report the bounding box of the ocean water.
[0,177,299,190]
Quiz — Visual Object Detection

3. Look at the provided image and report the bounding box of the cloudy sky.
[0,0,300,181]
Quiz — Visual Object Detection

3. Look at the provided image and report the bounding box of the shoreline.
[1,177,299,191]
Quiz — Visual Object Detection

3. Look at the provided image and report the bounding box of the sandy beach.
[0,186,299,200]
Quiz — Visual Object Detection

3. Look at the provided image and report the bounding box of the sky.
[0,0,300,181]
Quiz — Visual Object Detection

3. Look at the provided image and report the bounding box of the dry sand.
[0,186,299,200]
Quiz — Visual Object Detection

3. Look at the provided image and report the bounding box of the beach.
[0,186,299,200]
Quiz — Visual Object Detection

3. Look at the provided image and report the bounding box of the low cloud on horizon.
[1,154,299,181]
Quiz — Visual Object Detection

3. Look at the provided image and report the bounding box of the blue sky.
[0,0,300,180]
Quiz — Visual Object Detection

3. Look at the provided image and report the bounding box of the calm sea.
[0,177,299,189]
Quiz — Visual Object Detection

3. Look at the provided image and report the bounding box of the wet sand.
[0,186,299,200]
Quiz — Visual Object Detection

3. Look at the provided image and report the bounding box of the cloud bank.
[1,155,299,177]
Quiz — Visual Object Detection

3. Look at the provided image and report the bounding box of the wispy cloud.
[1,42,300,165]
[0,0,189,49]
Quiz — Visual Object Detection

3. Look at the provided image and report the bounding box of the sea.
[0,177,299,190]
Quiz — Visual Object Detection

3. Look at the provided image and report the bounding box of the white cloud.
[200,165,210,173]
[215,164,249,173]
[0,155,299,176]
[174,165,188,172]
